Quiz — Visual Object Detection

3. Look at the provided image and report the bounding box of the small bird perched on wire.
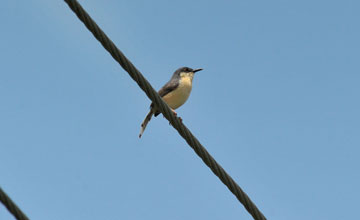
[139,67,203,138]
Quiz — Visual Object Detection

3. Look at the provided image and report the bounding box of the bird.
[139,67,203,138]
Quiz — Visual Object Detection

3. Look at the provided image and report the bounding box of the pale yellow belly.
[162,78,192,109]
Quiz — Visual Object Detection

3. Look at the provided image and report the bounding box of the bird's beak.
[193,68,203,73]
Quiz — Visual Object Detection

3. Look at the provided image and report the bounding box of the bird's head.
[173,67,203,80]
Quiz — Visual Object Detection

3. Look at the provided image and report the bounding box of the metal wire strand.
[63,1,267,219]
[0,187,30,220]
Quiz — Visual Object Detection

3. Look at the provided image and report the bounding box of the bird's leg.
[171,109,183,122]
[168,108,183,124]
[163,109,177,117]
[169,108,176,125]
[171,108,177,116]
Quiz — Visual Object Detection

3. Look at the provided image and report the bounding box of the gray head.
[171,67,203,79]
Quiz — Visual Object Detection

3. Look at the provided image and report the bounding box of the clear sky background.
[1,1,359,219]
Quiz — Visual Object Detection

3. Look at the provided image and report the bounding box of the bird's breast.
[162,76,193,109]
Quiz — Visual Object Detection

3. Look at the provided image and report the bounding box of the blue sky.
[1,0,359,219]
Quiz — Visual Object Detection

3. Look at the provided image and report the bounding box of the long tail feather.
[139,110,154,138]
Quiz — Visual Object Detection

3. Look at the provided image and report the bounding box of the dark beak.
[193,68,203,73]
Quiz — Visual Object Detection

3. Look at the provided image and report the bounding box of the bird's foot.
[168,109,182,124]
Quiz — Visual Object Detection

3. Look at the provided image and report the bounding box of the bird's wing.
[150,79,179,117]
[158,79,179,97]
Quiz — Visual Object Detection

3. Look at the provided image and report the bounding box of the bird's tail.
[139,109,154,138]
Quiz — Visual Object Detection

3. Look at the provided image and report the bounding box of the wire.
[0,187,30,220]
[63,1,267,219]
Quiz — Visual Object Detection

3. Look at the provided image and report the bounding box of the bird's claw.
[163,109,177,118]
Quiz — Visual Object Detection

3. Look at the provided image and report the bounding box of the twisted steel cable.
[64,1,266,219]
[0,187,29,220]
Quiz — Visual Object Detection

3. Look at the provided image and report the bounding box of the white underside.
[162,76,193,109]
